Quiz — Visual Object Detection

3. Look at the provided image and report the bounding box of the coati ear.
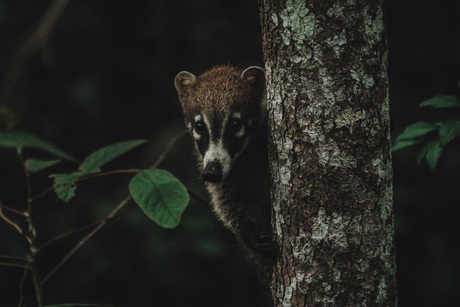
[240,66,265,90]
[174,71,197,98]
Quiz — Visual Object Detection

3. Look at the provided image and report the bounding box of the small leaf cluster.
[392,95,460,171]
[51,139,148,203]
[0,131,189,229]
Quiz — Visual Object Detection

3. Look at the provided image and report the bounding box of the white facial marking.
[204,140,232,177]
[232,112,241,119]
[202,114,232,178]
[235,126,245,138]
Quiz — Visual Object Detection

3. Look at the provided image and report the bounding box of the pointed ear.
[240,66,265,89]
[174,71,197,97]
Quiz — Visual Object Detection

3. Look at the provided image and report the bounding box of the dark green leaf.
[420,95,460,108]
[438,120,460,148]
[79,139,148,174]
[425,139,443,171]
[25,159,60,173]
[51,173,78,202]
[391,139,423,152]
[0,131,77,162]
[394,122,438,143]
[129,169,189,229]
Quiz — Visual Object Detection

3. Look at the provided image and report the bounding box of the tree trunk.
[258,0,397,306]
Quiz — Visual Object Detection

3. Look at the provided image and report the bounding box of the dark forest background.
[0,0,459,306]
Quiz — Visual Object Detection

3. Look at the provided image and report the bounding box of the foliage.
[392,95,460,171]
[129,169,189,229]
[0,131,189,306]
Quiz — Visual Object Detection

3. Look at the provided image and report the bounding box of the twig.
[76,169,141,181]
[31,170,141,203]
[19,268,28,307]
[0,203,26,216]
[18,152,43,307]
[0,254,29,263]
[0,0,71,107]
[31,187,54,203]
[42,195,132,283]
[42,131,187,283]
[37,208,130,252]
[0,202,24,235]
[151,130,188,170]
[0,261,31,270]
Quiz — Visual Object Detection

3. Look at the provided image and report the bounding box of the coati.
[174,65,276,261]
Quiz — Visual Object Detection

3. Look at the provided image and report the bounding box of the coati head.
[175,65,266,183]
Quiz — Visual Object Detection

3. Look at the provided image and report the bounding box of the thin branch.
[31,170,141,203]
[18,152,43,306]
[19,268,28,307]
[31,187,54,203]
[37,207,130,252]
[43,195,132,283]
[0,254,29,263]
[0,261,31,270]
[0,203,26,216]
[76,169,141,182]
[151,130,188,170]
[0,202,24,235]
[0,0,71,107]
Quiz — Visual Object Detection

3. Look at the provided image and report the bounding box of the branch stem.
[42,195,132,283]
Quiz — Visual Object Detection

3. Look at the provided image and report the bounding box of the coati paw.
[255,232,278,258]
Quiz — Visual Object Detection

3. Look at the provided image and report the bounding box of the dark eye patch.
[224,116,248,159]
[194,120,206,134]
[190,117,209,156]
[229,118,243,132]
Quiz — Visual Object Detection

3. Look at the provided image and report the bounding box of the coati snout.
[202,160,222,183]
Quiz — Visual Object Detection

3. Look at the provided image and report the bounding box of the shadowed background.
[0,0,459,306]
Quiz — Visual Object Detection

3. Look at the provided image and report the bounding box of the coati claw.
[256,233,278,257]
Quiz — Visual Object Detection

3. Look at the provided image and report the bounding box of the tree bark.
[258,0,397,306]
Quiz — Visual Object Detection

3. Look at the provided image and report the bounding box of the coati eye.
[194,121,206,134]
[230,118,243,132]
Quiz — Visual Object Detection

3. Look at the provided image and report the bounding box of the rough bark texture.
[258,0,397,306]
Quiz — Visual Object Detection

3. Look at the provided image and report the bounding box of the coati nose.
[202,161,223,183]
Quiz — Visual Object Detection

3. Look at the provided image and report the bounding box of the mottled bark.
[258,0,397,306]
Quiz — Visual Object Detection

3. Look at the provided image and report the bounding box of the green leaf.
[51,173,78,202]
[420,95,460,108]
[79,139,148,174]
[425,139,443,171]
[391,139,423,152]
[438,120,460,148]
[0,131,77,162]
[129,169,189,228]
[394,122,438,144]
[25,159,60,173]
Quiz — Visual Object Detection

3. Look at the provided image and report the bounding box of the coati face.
[174,66,266,183]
